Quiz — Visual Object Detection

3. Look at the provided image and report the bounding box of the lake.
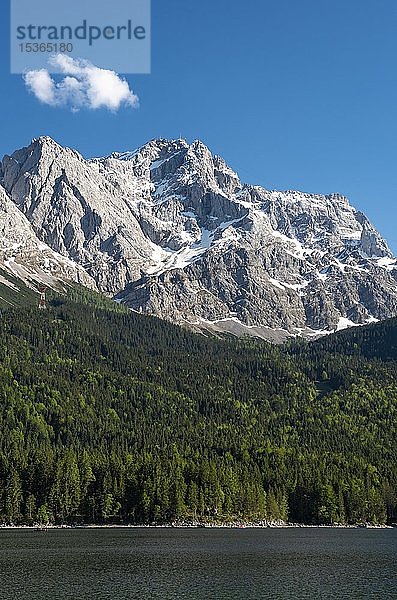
[0,527,396,599]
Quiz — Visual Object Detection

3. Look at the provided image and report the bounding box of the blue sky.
[1,0,396,251]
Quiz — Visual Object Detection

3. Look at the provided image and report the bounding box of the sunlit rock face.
[1,136,396,333]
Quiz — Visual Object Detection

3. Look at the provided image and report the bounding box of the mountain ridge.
[0,135,396,336]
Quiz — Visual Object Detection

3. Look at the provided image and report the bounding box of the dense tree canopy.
[0,288,396,525]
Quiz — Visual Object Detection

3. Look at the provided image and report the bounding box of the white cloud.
[24,55,139,112]
[24,69,56,104]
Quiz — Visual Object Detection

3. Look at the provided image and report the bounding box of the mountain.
[1,136,396,335]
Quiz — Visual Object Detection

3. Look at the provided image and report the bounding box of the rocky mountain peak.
[0,136,396,337]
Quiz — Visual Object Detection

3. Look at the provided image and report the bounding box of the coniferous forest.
[0,288,396,526]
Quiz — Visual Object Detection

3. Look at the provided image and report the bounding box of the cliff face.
[0,182,94,291]
[1,136,396,333]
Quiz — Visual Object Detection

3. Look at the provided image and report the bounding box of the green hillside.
[0,269,39,309]
[0,295,396,526]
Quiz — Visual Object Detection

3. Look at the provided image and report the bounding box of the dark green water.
[0,527,396,599]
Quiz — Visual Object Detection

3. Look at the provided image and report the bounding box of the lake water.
[0,527,396,599]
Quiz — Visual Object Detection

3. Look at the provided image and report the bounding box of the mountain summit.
[1,136,396,336]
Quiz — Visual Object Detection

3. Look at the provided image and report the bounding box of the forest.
[0,285,396,526]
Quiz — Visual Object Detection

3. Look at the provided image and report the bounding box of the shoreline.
[1,523,394,530]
